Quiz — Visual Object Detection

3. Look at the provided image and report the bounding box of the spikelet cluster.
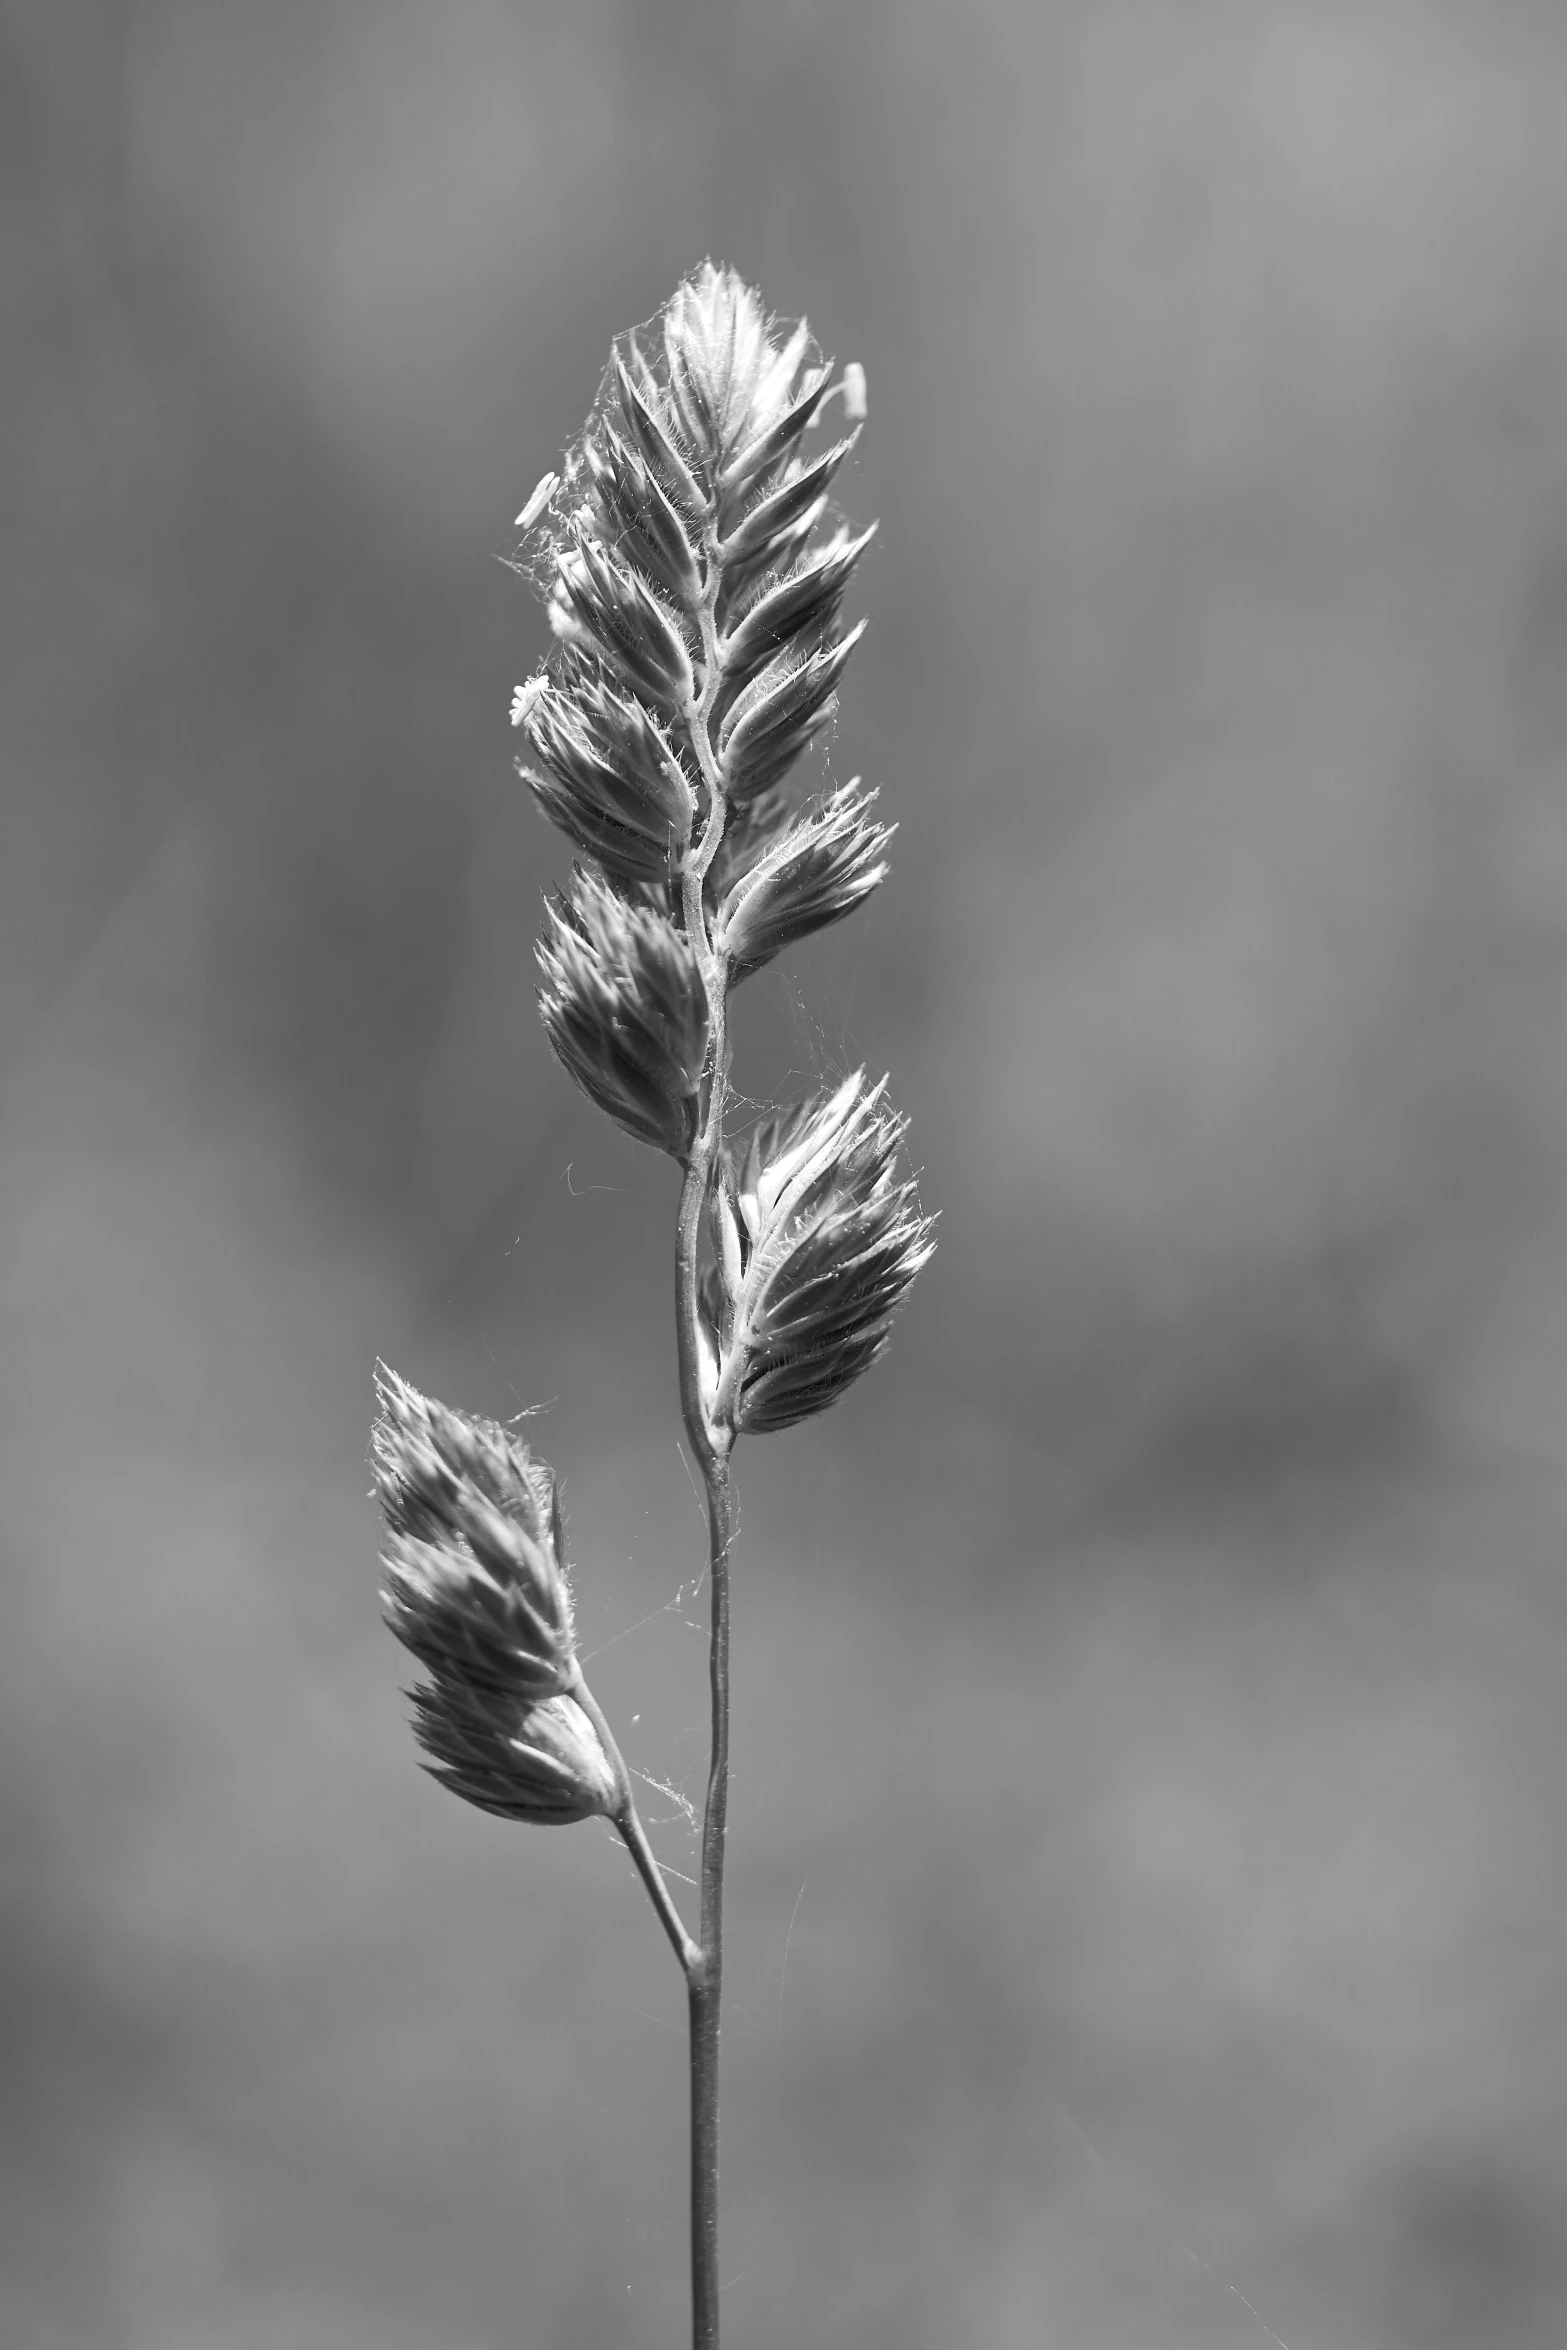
[515,264,933,1434]
[374,1366,617,1824]
[699,1076,938,1434]
[517,268,884,1129]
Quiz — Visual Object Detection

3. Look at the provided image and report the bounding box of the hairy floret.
[706,1075,937,1435]
[719,782,892,980]
[518,667,696,886]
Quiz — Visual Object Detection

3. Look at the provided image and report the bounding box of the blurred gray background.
[5,3,1567,2344]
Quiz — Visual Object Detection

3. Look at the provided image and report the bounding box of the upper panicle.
[662,265,813,474]
[513,268,874,871]
[608,266,833,524]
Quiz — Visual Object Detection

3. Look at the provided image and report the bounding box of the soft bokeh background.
[6,2,1567,2344]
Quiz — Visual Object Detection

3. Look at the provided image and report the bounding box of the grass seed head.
[374,1368,619,1823]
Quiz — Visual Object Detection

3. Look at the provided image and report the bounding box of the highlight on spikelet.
[373,1366,617,1825]
[700,1074,938,1436]
[718,779,892,980]
[512,263,876,954]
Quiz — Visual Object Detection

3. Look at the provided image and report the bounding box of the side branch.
[572,1670,702,1979]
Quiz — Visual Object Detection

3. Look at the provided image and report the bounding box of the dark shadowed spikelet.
[407,1684,617,1827]
[374,1366,617,1824]
[536,866,707,1159]
[705,1076,938,1435]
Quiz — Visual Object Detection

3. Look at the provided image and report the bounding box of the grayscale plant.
[374,263,935,2349]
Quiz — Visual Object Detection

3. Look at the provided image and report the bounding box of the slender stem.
[688,1453,732,2350]
[672,516,737,2350]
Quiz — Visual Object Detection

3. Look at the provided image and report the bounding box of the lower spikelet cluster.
[374,1366,617,1825]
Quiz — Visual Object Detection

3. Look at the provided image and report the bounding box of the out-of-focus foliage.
[4,2,1567,2344]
